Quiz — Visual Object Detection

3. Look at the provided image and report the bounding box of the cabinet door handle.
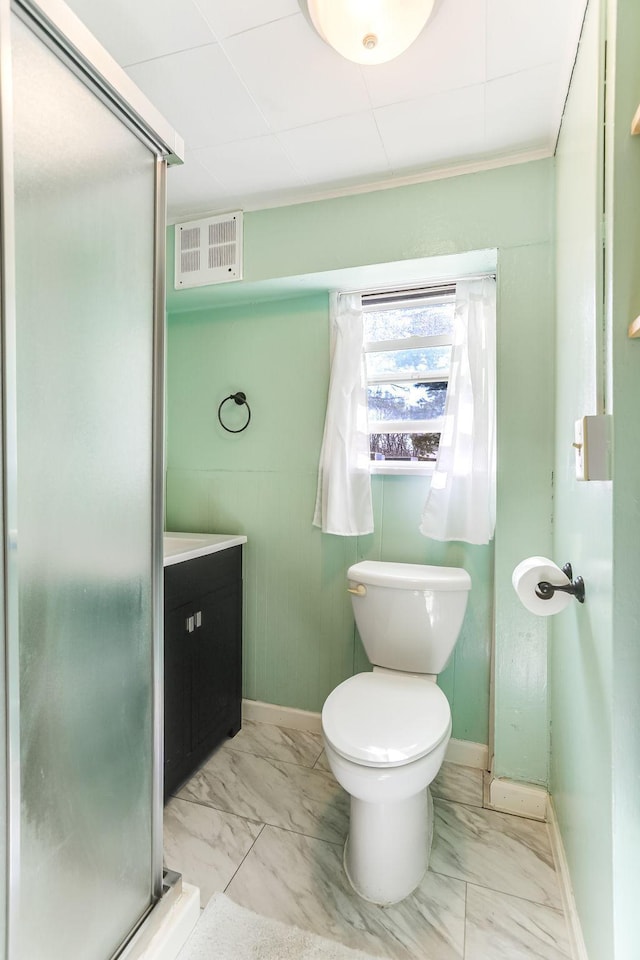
[186,615,195,633]
[195,611,202,628]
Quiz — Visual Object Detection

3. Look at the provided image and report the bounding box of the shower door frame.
[0,1,183,956]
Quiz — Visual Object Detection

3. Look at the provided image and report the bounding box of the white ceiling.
[64,0,587,222]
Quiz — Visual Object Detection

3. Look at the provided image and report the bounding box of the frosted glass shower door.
[10,11,160,960]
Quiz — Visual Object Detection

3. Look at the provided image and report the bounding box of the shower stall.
[0,0,183,957]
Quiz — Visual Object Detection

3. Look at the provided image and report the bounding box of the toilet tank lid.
[347,561,471,591]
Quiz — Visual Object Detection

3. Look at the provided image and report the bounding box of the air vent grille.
[174,212,243,289]
[179,226,201,274]
[209,220,235,245]
[209,244,236,269]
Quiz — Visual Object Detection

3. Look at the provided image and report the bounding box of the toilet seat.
[322,672,451,768]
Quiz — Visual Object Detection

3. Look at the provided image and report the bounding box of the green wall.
[553,0,640,957]
[604,0,640,956]
[553,2,613,957]
[166,159,556,781]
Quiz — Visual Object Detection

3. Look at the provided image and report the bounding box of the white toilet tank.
[348,561,471,674]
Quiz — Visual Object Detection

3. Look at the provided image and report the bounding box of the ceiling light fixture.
[307,0,435,66]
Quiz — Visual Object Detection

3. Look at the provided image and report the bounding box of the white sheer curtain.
[313,292,374,536]
[419,277,496,545]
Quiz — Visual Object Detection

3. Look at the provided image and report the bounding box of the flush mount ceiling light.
[308,0,435,65]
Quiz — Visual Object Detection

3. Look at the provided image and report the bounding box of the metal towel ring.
[217,391,251,433]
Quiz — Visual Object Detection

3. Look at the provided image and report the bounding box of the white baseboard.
[124,882,200,960]
[547,799,590,960]
[242,699,322,733]
[445,738,489,770]
[487,776,548,821]
[242,699,489,770]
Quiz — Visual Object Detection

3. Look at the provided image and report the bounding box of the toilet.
[321,560,471,905]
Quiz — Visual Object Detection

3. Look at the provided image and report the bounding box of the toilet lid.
[347,561,471,591]
[322,673,451,768]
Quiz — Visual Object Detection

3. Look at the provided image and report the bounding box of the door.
[2,3,181,957]
[191,584,241,748]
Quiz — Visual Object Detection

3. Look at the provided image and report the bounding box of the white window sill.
[369,461,436,477]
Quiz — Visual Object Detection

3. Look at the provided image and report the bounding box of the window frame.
[362,286,455,476]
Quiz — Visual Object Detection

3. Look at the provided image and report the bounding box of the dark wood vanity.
[163,536,244,800]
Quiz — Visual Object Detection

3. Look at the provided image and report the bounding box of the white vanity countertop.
[163,531,247,567]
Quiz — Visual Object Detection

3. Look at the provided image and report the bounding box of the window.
[362,285,455,474]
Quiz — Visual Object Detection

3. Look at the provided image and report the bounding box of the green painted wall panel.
[167,158,556,775]
[552,2,614,957]
[166,295,329,474]
[552,0,640,956]
[243,162,554,284]
[493,242,556,784]
[605,0,640,955]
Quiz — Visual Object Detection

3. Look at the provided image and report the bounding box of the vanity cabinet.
[163,545,242,800]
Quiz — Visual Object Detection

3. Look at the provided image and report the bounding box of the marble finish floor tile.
[314,749,331,773]
[165,722,571,960]
[430,799,563,909]
[220,719,324,767]
[163,797,262,906]
[176,747,349,844]
[431,762,484,808]
[226,824,466,960]
[465,883,571,959]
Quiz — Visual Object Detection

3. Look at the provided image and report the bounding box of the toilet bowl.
[321,561,471,905]
[323,671,451,904]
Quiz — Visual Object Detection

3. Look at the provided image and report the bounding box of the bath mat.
[178,892,391,960]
